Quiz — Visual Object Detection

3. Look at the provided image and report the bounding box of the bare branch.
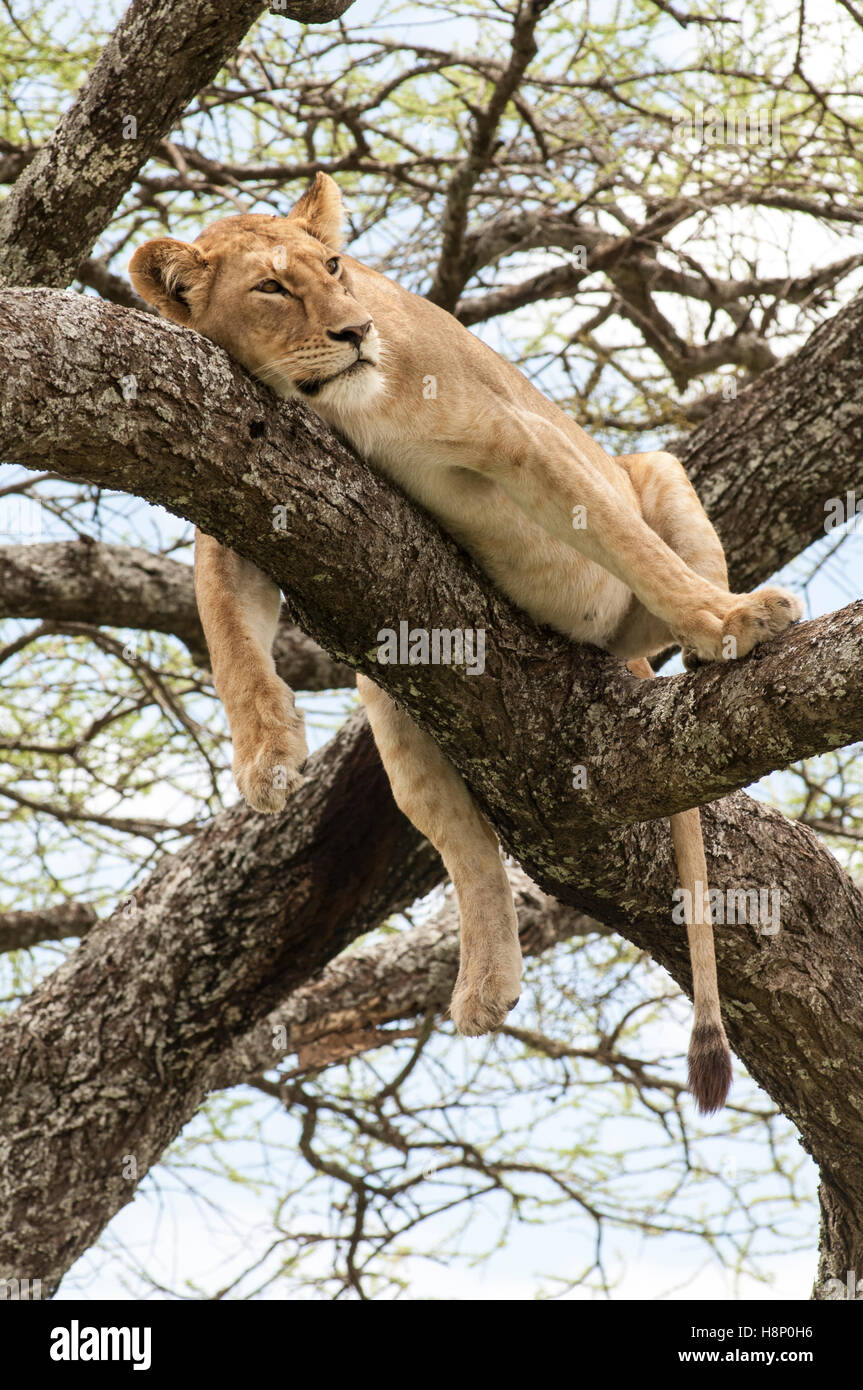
[0,0,356,289]
[0,541,353,690]
[0,903,97,953]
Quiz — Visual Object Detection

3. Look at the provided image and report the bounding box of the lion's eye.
[326,257,340,276]
[253,279,289,295]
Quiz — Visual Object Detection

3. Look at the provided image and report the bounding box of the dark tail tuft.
[688,1023,732,1114]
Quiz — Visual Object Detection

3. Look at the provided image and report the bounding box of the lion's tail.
[627,658,732,1114]
[669,806,732,1113]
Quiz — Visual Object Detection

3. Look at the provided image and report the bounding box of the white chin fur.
[318,362,386,413]
[271,363,385,414]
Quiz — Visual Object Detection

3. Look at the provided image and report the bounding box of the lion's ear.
[128,238,212,323]
[286,171,344,251]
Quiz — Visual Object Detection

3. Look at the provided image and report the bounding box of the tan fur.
[130,173,802,1111]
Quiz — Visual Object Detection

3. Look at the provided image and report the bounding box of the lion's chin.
[292,361,386,415]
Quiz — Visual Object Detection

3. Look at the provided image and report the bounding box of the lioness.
[130,173,801,1113]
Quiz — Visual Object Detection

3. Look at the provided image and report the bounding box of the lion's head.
[129,173,384,412]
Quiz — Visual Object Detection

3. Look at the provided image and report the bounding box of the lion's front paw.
[234,713,308,814]
[721,586,803,659]
[450,943,522,1036]
[676,586,802,664]
[235,746,306,813]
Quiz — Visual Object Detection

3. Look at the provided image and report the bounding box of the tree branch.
[426,0,554,311]
[0,541,353,690]
[207,867,600,1086]
[0,903,97,953]
[0,0,354,289]
[0,713,443,1291]
[0,289,856,824]
[679,290,863,592]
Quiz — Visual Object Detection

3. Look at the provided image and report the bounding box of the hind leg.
[617,451,727,666]
[613,451,799,664]
[358,673,522,1034]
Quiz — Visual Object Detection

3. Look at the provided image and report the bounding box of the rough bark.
[815,1179,863,1299]
[208,867,598,1085]
[0,712,442,1293]
[679,287,863,593]
[0,541,353,690]
[267,0,355,16]
[0,0,354,290]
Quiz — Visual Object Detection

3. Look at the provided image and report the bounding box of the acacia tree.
[1,0,863,1298]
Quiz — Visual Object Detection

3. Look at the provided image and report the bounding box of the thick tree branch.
[0,541,353,690]
[0,713,443,1291]
[0,289,857,825]
[679,290,863,592]
[0,903,97,953]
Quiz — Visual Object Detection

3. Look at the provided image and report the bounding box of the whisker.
[255,356,294,379]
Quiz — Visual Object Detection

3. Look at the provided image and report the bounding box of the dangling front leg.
[195,530,308,812]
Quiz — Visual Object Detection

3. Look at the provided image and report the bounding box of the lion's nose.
[327,321,372,350]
